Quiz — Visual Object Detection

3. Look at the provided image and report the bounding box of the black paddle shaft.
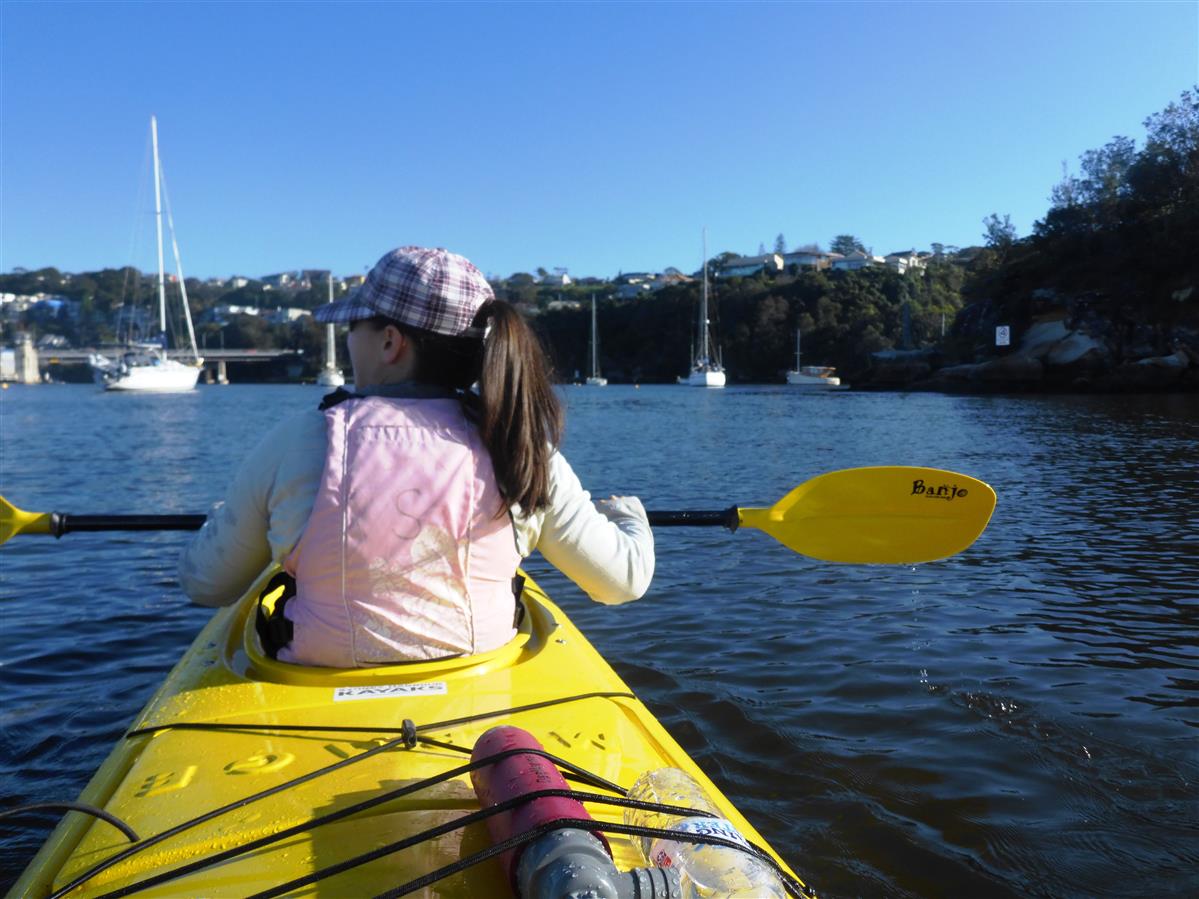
[50,513,207,537]
[50,509,740,536]
[646,507,739,531]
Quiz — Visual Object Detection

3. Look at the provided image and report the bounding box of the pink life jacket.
[278,395,519,667]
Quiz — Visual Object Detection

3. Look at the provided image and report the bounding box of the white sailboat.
[678,228,725,387]
[316,272,346,387]
[785,327,842,388]
[90,117,203,392]
[584,294,607,386]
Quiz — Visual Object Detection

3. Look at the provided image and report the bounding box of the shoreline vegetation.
[4,89,1195,394]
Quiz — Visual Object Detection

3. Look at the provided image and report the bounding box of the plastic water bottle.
[623,767,787,898]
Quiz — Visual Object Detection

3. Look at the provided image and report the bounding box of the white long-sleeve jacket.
[178,388,655,610]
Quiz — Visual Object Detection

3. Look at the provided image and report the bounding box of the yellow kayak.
[9,571,806,898]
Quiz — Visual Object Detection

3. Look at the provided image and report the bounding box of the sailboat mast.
[151,116,168,346]
[326,274,337,369]
[796,327,802,370]
[163,189,201,362]
[700,227,709,366]
[590,294,599,378]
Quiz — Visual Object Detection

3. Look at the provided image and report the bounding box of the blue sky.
[2,1,1196,281]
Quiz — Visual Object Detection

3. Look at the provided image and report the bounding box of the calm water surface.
[1,384,1196,897]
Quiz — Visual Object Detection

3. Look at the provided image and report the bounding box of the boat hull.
[785,372,842,388]
[91,358,202,392]
[315,368,345,387]
[10,572,800,898]
[681,369,726,387]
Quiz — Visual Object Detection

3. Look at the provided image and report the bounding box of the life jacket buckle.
[255,571,297,659]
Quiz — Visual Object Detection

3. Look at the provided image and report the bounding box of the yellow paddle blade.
[737,466,996,564]
[0,496,55,545]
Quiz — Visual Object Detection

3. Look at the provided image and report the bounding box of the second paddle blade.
[738,466,997,564]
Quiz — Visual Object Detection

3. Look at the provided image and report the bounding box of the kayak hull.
[10,572,801,897]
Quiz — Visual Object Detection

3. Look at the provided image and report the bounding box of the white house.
[205,304,262,324]
[782,250,837,270]
[884,251,926,274]
[267,307,312,324]
[832,250,885,271]
[615,282,653,299]
[649,270,693,291]
[262,272,298,290]
[717,253,784,278]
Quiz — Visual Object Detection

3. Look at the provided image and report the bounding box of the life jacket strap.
[512,574,526,629]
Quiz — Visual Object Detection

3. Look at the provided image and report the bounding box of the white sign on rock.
[996,326,1011,347]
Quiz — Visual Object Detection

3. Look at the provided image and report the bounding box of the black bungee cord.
[0,802,139,843]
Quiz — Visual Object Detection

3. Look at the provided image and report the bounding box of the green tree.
[830,234,864,255]
[982,213,1017,251]
[774,233,787,254]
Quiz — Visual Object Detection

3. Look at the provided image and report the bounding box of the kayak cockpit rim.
[221,566,550,686]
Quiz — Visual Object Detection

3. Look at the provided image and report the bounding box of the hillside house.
[832,250,885,271]
[267,307,312,324]
[262,272,298,290]
[616,283,651,299]
[884,251,926,274]
[204,304,262,324]
[717,253,784,278]
[650,270,694,291]
[782,250,836,271]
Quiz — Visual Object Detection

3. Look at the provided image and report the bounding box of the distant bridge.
[31,347,305,384]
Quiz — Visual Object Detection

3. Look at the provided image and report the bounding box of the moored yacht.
[584,294,607,386]
[90,116,203,392]
[316,272,346,387]
[678,228,725,387]
[785,327,842,388]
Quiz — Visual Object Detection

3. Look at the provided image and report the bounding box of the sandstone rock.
[1019,319,1070,360]
[1102,351,1189,389]
[931,363,983,382]
[868,358,932,385]
[976,354,1043,383]
[1042,332,1110,385]
[1139,349,1190,370]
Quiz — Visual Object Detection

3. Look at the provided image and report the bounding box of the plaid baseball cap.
[314,246,494,337]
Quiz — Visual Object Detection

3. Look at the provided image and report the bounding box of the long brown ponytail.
[475,301,563,513]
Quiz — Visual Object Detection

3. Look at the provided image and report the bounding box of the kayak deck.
[11,573,803,897]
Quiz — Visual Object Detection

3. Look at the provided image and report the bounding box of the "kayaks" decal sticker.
[333,682,448,701]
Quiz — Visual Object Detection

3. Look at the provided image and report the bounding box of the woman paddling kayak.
[178,246,654,666]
